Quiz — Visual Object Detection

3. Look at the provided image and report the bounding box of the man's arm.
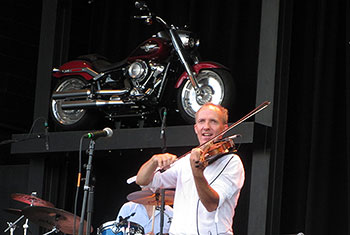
[136,153,177,186]
[190,148,220,212]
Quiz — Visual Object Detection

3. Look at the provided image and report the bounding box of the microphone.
[119,212,135,222]
[84,127,113,139]
[44,120,49,151]
[160,108,167,139]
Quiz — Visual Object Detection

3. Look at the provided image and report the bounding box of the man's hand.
[190,148,208,174]
[136,153,177,186]
[189,147,219,212]
[151,153,177,170]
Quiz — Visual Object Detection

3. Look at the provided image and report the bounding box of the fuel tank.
[127,37,171,62]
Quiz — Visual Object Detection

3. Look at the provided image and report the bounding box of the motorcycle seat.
[77,54,127,73]
[97,59,128,73]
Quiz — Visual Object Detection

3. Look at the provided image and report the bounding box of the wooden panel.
[11,122,254,154]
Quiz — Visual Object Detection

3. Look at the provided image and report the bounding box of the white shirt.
[147,153,245,235]
[116,201,173,234]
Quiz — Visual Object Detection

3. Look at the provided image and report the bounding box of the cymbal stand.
[23,218,29,235]
[24,191,38,235]
[4,216,23,235]
[4,192,37,235]
[78,139,95,235]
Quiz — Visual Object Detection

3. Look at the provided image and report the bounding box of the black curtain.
[281,0,347,234]
[60,0,348,234]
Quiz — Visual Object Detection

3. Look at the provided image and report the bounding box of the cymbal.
[127,188,175,205]
[11,193,54,208]
[3,208,22,216]
[22,206,93,235]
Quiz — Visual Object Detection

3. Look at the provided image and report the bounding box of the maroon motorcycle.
[50,1,235,130]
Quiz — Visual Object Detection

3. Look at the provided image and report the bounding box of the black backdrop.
[280,0,347,234]
[64,0,349,234]
[61,0,348,234]
[0,0,347,234]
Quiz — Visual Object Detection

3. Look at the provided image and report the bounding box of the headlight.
[178,30,199,49]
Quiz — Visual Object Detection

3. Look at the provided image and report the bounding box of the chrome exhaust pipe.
[95,89,129,96]
[52,89,129,99]
[61,100,133,109]
[52,89,91,99]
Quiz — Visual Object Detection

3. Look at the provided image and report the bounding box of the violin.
[196,135,238,168]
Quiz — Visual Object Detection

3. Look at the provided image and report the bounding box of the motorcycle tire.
[177,68,236,124]
[50,76,100,131]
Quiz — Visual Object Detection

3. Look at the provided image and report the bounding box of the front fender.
[174,61,228,88]
[52,60,96,80]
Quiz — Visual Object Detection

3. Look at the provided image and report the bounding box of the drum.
[97,220,144,235]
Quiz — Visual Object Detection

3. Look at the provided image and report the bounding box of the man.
[136,103,245,234]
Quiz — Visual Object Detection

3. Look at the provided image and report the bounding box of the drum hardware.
[97,220,144,235]
[4,213,24,235]
[21,205,93,235]
[126,189,174,206]
[126,188,175,235]
[4,192,54,235]
[11,192,55,208]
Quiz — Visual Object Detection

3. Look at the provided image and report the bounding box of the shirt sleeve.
[147,156,187,189]
[211,154,245,208]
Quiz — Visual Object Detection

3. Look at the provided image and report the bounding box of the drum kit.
[4,189,174,235]
[98,188,175,235]
[3,192,92,235]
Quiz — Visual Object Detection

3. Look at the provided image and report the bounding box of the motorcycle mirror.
[135,1,149,11]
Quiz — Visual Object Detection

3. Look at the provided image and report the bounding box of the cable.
[73,135,85,235]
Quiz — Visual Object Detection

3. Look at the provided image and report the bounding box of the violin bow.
[202,100,271,147]
[175,100,271,161]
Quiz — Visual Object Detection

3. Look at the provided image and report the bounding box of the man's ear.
[194,123,198,135]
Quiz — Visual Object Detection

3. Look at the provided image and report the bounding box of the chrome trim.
[55,67,99,77]
[61,100,134,110]
[52,89,91,99]
[95,89,129,96]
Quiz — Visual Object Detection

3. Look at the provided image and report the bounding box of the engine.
[126,59,165,97]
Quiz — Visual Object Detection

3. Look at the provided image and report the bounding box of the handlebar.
[133,15,150,20]
[134,14,170,29]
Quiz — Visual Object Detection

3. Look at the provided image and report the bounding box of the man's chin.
[201,136,213,143]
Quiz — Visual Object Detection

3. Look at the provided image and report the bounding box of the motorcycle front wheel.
[50,76,99,131]
[177,69,236,124]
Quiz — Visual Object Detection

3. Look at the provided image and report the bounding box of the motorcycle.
[50,1,236,130]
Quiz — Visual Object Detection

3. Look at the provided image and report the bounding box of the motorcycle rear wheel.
[50,76,99,131]
[177,69,235,124]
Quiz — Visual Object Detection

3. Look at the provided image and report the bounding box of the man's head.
[194,103,229,145]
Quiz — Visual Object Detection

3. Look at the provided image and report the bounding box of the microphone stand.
[159,188,165,235]
[78,139,95,235]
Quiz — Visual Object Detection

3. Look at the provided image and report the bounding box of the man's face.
[194,106,228,145]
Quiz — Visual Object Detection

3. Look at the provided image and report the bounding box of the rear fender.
[174,61,228,88]
[52,60,97,80]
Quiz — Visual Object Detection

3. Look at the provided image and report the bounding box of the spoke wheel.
[177,69,235,124]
